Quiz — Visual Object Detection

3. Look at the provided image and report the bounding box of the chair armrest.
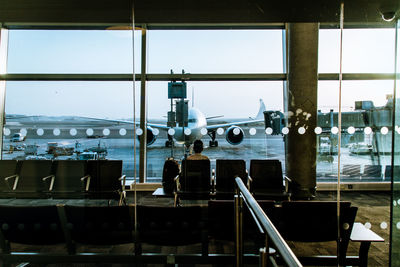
[247,174,252,191]
[119,175,127,189]
[174,175,180,191]
[284,175,292,193]
[42,175,55,191]
[4,175,19,190]
[81,175,91,191]
[211,169,215,193]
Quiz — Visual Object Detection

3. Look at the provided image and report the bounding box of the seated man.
[187,140,209,160]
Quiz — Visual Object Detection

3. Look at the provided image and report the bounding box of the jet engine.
[225,126,244,145]
[137,126,157,146]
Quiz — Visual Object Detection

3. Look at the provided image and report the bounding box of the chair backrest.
[162,158,180,193]
[137,205,207,246]
[52,160,88,192]
[362,165,382,178]
[87,160,123,191]
[0,205,64,251]
[16,160,54,193]
[0,160,19,191]
[250,159,284,193]
[342,164,361,177]
[61,205,135,246]
[279,201,357,262]
[180,159,211,192]
[215,159,247,193]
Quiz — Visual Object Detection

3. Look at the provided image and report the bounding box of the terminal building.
[0,0,399,266]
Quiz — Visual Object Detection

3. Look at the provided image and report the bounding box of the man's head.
[193,140,204,153]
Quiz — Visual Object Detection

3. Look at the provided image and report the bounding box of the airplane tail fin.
[255,99,266,120]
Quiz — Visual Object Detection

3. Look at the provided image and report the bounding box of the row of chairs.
[0,160,126,203]
[0,201,359,266]
[166,159,290,205]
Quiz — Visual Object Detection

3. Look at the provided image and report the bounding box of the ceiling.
[0,0,399,27]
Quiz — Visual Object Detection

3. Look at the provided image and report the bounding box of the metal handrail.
[234,177,302,267]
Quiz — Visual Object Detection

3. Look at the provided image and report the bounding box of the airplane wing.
[206,118,264,131]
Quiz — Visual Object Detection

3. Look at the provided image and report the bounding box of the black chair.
[342,164,361,178]
[47,160,90,199]
[278,201,357,266]
[249,159,290,200]
[175,159,211,205]
[162,158,180,194]
[136,205,208,255]
[361,165,382,180]
[6,160,54,198]
[214,159,248,199]
[0,160,19,198]
[59,204,135,254]
[0,205,65,254]
[87,160,126,205]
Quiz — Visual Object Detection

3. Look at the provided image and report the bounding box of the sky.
[2,28,397,119]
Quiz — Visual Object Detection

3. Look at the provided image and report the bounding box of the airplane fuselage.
[172,107,207,145]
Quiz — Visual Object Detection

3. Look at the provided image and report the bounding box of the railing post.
[234,188,243,266]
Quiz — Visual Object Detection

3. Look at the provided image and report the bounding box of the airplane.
[143,98,266,148]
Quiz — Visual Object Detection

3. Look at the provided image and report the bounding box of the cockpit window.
[188,118,197,123]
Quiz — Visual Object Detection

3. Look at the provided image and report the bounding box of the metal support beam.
[0,27,9,159]
[139,25,147,183]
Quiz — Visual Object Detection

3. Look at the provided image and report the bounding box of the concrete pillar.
[285,23,319,199]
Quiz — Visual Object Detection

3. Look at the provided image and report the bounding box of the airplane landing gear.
[209,140,218,147]
[165,135,174,148]
[208,131,218,147]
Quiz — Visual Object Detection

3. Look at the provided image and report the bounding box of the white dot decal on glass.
[249,128,256,136]
[314,127,322,135]
[364,127,372,135]
[397,199,400,205]
[168,128,175,136]
[380,222,388,229]
[136,128,143,136]
[298,127,306,135]
[347,126,356,134]
[200,128,208,136]
[53,128,61,136]
[233,128,240,135]
[394,200,397,207]
[152,128,159,136]
[282,127,289,135]
[119,128,127,136]
[397,222,400,230]
[331,127,339,134]
[70,128,77,136]
[397,126,400,135]
[20,128,27,136]
[364,222,372,229]
[86,128,94,136]
[217,128,224,135]
[103,129,110,136]
[36,129,44,136]
[184,128,191,136]
[342,223,350,230]
[381,127,389,135]
[3,128,10,136]
[265,127,273,135]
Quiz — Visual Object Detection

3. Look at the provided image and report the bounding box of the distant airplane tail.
[255,99,266,120]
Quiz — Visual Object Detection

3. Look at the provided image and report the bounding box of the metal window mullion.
[139,25,147,183]
[0,27,9,159]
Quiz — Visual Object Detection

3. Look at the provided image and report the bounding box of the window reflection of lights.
[347,126,355,134]
[364,127,372,135]
[168,128,175,136]
[36,129,44,136]
[184,128,191,136]
[119,128,127,136]
[53,128,61,136]
[200,128,208,135]
[298,127,306,135]
[70,128,77,136]
[217,128,224,135]
[86,128,94,136]
[136,128,143,136]
[331,127,339,135]
[103,129,110,136]
[265,127,273,135]
[20,128,27,135]
[249,128,256,135]
[380,127,389,135]
[314,127,322,135]
[3,128,10,136]
[152,128,159,135]
[282,127,289,135]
